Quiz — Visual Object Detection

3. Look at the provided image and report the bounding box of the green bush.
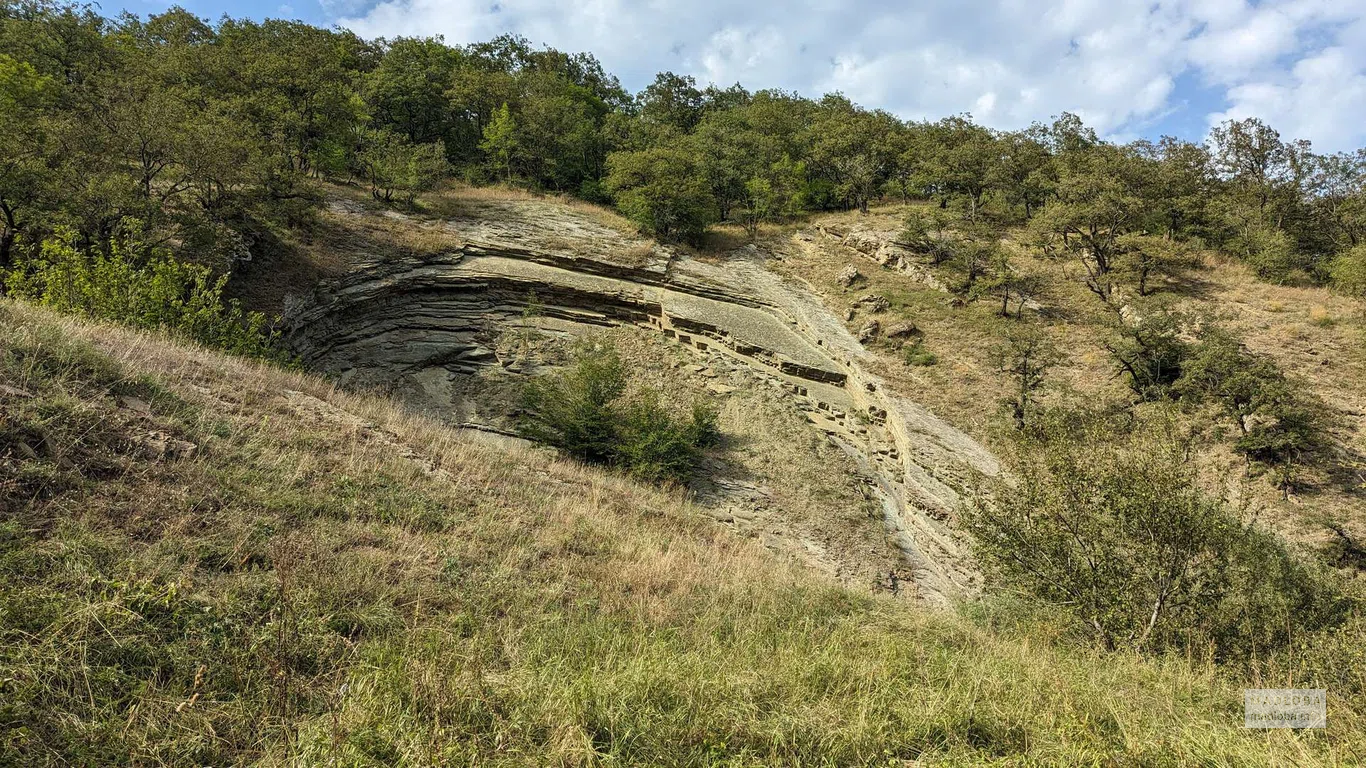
[604,146,716,243]
[1174,327,1334,489]
[1330,242,1366,302]
[1105,306,1190,400]
[1234,224,1301,283]
[520,344,719,482]
[5,227,283,360]
[966,409,1349,658]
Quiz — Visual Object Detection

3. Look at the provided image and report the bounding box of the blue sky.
[132,0,1366,152]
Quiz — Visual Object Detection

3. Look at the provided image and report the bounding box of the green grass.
[1,301,1363,766]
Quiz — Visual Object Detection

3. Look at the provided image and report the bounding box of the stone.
[138,431,198,461]
[856,294,890,313]
[119,395,153,415]
[858,320,880,343]
[835,265,862,287]
[707,383,737,395]
[885,322,918,340]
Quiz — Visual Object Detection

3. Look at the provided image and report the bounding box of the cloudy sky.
[137,0,1366,151]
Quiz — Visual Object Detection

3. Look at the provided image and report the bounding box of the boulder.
[854,294,890,313]
[885,322,919,340]
[858,320,880,343]
[835,265,863,287]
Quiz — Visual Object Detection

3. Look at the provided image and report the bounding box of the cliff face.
[287,199,999,604]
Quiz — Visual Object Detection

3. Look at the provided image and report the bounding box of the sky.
[132,0,1366,152]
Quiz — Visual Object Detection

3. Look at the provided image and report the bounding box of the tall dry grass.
[1,301,1362,766]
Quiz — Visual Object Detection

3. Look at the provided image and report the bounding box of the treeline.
[4,2,1366,305]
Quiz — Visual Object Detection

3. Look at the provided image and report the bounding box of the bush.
[1104,306,1190,400]
[1174,326,1335,490]
[5,227,283,360]
[898,208,954,264]
[966,409,1349,657]
[1330,242,1366,302]
[520,344,719,482]
[1234,225,1300,283]
[604,146,715,243]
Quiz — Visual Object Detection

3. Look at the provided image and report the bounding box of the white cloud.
[334,0,1366,151]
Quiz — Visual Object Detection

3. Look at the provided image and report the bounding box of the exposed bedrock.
[287,232,999,604]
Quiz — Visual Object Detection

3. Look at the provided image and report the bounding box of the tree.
[967,409,1344,656]
[362,37,460,146]
[0,53,53,272]
[605,146,715,243]
[359,129,447,202]
[978,246,1044,318]
[1105,305,1190,400]
[989,325,1062,429]
[1175,327,1335,492]
[917,115,997,218]
[480,101,519,183]
[638,71,702,134]
[1115,233,1197,296]
[1031,143,1150,301]
[989,125,1053,220]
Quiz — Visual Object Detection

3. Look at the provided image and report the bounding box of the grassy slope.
[771,203,1366,555]
[2,302,1363,766]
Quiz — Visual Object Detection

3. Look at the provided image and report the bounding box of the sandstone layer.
[287,201,999,604]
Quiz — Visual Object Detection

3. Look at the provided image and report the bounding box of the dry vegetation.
[3,301,1363,765]
[769,202,1366,560]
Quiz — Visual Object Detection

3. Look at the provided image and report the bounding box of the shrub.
[898,208,954,264]
[1104,306,1190,400]
[1330,242,1366,303]
[1174,327,1335,490]
[520,344,627,464]
[5,227,283,360]
[520,344,719,482]
[966,409,1349,657]
[604,146,715,243]
[1234,224,1300,283]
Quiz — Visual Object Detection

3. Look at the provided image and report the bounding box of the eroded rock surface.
[287,201,999,604]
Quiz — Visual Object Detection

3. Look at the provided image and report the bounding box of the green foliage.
[605,146,715,243]
[898,207,954,264]
[520,344,719,482]
[358,129,448,203]
[967,409,1349,656]
[1232,223,1300,283]
[989,325,1062,429]
[5,228,281,359]
[1115,232,1198,295]
[1174,326,1335,489]
[1330,242,1366,301]
[479,101,519,182]
[1104,305,1190,400]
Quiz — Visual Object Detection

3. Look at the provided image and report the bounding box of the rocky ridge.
[287,200,999,603]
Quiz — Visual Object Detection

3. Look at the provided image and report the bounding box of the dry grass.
[423,181,640,238]
[777,207,1366,556]
[2,301,1363,765]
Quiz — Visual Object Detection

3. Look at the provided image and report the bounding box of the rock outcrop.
[287,202,999,604]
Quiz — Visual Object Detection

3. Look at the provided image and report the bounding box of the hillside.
[3,300,1365,766]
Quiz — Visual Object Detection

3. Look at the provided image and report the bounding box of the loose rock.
[836,265,863,288]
